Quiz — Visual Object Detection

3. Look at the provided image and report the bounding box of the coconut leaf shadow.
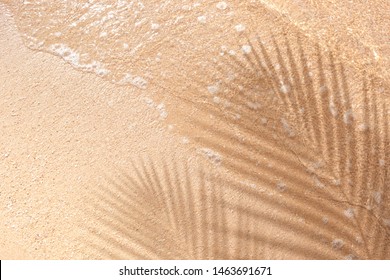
[84,155,276,259]
[85,31,389,259]
[174,31,390,259]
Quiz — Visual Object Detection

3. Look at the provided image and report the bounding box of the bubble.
[241,45,252,54]
[332,239,344,250]
[216,2,228,10]
[234,24,245,32]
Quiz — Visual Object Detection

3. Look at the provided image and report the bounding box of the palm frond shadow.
[175,32,390,259]
[85,31,389,259]
[85,155,272,259]
[263,35,390,259]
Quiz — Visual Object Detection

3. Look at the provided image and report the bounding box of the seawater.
[7,0,291,95]
[12,0,207,89]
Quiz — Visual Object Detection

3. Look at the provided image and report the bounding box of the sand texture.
[0,1,389,259]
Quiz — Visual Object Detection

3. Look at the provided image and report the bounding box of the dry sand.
[0,1,389,259]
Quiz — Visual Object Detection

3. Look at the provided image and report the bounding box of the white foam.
[281,118,296,137]
[319,85,328,94]
[131,76,148,89]
[312,175,325,188]
[276,181,287,192]
[332,178,341,186]
[157,103,168,119]
[96,68,110,77]
[49,43,111,77]
[144,97,154,106]
[358,123,369,131]
[207,85,219,94]
[118,73,148,89]
[280,83,290,94]
[151,23,160,30]
[199,148,222,165]
[246,101,261,110]
[216,2,228,10]
[197,15,206,24]
[213,96,221,104]
[373,192,382,205]
[343,110,354,124]
[344,208,354,219]
[235,24,245,32]
[241,45,252,54]
[332,239,344,250]
[329,99,338,117]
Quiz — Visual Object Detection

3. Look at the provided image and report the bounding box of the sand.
[0,1,389,259]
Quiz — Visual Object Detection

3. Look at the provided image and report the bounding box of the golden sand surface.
[0,1,389,259]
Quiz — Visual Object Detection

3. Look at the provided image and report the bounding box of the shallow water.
[17,0,182,88]
[9,0,390,90]
[12,0,248,90]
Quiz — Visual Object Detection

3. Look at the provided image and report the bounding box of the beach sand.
[0,1,389,259]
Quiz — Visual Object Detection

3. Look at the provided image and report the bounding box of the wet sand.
[1,1,389,259]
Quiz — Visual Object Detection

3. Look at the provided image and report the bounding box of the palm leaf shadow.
[85,32,389,259]
[174,31,390,259]
[85,154,275,259]
[260,34,390,259]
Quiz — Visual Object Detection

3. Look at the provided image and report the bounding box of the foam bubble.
[332,239,344,250]
[199,148,222,165]
[280,83,290,94]
[49,43,111,77]
[216,2,228,10]
[281,118,296,137]
[343,110,354,124]
[329,99,338,117]
[344,208,354,219]
[246,101,261,110]
[207,85,219,94]
[118,73,148,89]
[241,45,252,54]
[234,24,245,32]
[197,15,207,24]
[276,181,287,192]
